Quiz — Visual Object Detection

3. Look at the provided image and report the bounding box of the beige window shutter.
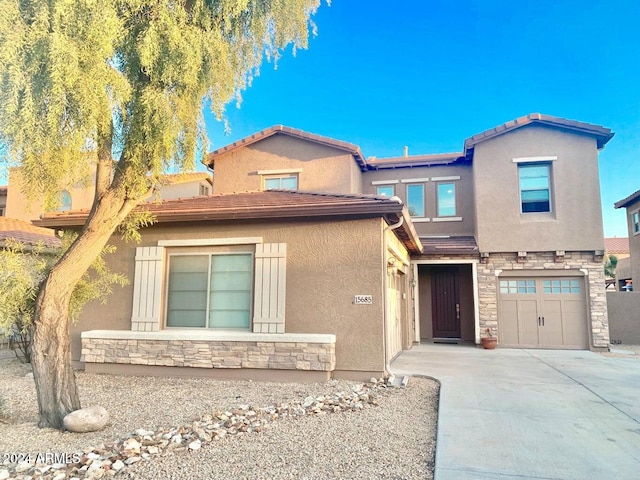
[131,246,165,332]
[252,243,287,333]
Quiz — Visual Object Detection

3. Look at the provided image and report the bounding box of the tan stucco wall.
[6,168,95,221]
[157,180,211,201]
[472,125,605,252]
[624,198,640,283]
[71,217,387,374]
[362,164,476,237]
[211,135,362,194]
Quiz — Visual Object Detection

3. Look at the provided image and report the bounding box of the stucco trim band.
[257,168,303,175]
[512,156,557,163]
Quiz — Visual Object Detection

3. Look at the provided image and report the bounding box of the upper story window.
[263,174,298,190]
[633,211,639,235]
[519,164,551,213]
[376,185,394,197]
[406,184,425,217]
[437,182,456,217]
[166,253,253,329]
[199,184,210,196]
[58,190,72,212]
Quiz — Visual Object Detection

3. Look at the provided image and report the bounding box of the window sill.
[81,329,336,344]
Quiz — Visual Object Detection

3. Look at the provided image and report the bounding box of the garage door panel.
[561,299,588,348]
[518,300,540,346]
[541,299,563,347]
[500,300,520,345]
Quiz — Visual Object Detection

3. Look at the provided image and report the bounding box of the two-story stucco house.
[38,114,613,381]
[615,189,640,289]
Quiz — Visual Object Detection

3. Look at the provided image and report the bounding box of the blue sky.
[203,0,640,238]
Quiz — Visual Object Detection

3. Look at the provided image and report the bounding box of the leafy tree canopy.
[0,0,321,204]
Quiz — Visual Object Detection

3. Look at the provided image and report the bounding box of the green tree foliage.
[0,0,322,428]
[0,237,128,336]
[604,253,618,279]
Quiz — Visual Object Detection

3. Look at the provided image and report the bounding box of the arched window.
[58,190,72,211]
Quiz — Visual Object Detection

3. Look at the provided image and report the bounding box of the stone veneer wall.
[81,339,336,372]
[477,251,609,348]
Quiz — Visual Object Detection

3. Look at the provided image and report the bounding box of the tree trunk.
[31,186,139,429]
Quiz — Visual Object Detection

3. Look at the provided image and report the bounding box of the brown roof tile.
[38,190,423,253]
[604,237,630,254]
[420,236,478,255]
[464,113,614,151]
[207,125,367,171]
[0,217,60,248]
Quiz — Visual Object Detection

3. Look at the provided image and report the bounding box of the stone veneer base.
[81,330,336,375]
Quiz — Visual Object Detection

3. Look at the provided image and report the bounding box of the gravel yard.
[0,350,438,479]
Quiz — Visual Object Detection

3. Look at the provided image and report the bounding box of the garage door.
[498,277,588,349]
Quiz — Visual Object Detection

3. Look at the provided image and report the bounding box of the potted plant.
[481,327,497,350]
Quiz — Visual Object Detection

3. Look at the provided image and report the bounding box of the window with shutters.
[130,240,287,333]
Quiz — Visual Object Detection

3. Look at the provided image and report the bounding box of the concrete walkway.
[390,344,640,480]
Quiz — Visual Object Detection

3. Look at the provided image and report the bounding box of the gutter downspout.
[383,213,404,374]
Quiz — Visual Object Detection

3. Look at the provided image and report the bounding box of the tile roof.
[0,217,60,248]
[159,172,212,185]
[206,125,367,171]
[614,189,640,209]
[366,153,465,170]
[604,237,630,254]
[464,113,614,151]
[420,236,478,255]
[38,190,423,254]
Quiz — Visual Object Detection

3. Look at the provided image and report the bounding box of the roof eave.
[614,189,640,209]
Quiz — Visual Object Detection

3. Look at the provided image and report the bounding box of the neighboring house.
[614,190,640,290]
[0,217,60,249]
[604,237,630,290]
[5,170,212,222]
[0,186,7,216]
[38,113,613,381]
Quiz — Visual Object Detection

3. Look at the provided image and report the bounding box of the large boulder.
[63,405,109,433]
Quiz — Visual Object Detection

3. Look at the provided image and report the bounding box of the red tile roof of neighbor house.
[614,189,640,209]
[38,190,423,254]
[206,125,368,171]
[160,172,212,185]
[0,217,60,248]
[604,237,630,255]
[464,113,614,151]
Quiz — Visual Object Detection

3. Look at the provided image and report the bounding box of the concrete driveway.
[390,344,640,480]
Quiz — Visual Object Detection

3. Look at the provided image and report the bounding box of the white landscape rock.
[63,405,109,433]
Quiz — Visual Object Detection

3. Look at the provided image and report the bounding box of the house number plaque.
[354,295,373,305]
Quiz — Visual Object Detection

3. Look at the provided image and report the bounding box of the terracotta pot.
[481,337,497,350]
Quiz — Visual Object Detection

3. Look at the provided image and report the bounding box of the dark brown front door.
[432,267,461,338]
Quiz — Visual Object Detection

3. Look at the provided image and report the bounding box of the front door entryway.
[432,267,461,338]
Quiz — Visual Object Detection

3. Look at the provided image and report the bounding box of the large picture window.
[519,164,551,213]
[167,253,253,329]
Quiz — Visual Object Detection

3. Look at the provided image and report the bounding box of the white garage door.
[499,277,588,349]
